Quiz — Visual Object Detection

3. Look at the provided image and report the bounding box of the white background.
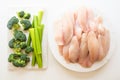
[0,0,120,80]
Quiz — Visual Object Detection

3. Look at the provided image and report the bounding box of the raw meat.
[54,7,110,68]
[88,31,99,62]
[62,13,74,45]
[69,36,80,63]
[79,33,88,60]
[54,20,64,45]
[76,7,88,32]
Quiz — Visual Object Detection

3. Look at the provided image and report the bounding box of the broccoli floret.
[8,53,20,62]
[17,11,25,18]
[13,48,21,53]
[13,42,27,52]
[20,54,30,62]
[9,38,27,52]
[12,59,26,67]
[14,30,26,41]
[20,42,27,49]
[8,54,15,62]
[12,40,21,52]
[25,46,33,54]
[8,38,16,48]
[8,53,30,67]
[24,13,31,19]
[20,20,32,30]
[7,16,20,30]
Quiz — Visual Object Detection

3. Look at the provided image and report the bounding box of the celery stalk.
[27,18,34,46]
[38,10,44,25]
[34,28,41,54]
[29,28,42,68]
[31,44,36,66]
[33,15,38,28]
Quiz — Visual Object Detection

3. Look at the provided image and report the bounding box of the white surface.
[0,0,120,80]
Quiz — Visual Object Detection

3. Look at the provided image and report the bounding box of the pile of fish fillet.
[54,7,110,68]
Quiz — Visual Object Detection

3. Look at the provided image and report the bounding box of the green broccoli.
[9,37,27,53]
[13,41,27,52]
[20,54,30,62]
[14,30,26,41]
[24,13,31,19]
[12,59,26,67]
[8,54,15,62]
[25,46,33,54]
[8,39,21,52]
[7,16,20,30]
[8,53,30,67]
[20,42,27,49]
[8,38,16,48]
[20,20,32,30]
[17,11,25,18]
[8,53,20,62]
[9,38,26,49]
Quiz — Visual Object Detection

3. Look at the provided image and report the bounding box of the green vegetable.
[20,19,32,30]
[8,53,19,62]
[20,42,27,49]
[17,11,25,18]
[24,13,31,19]
[8,10,45,68]
[12,59,26,67]
[27,19,34,46]
[29,28,42,68]
[9,38,27,53]
[38,10,44,25]
[35,28,41,54]
[33,15,38,28]
[25,46,33,54]
[14,30,26,41]
[31,50,36,66]
[7,16,20,30]
[29,10,44,68]
[13,41,21,52]
[20,54,30,62]
[8,38,16,48]
[8,53,30,67]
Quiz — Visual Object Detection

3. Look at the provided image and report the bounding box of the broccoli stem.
[38,10,44,25]
[29,28,42,68]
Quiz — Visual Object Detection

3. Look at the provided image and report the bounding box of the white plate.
[48,8,116,72]
[7,7,48,70]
